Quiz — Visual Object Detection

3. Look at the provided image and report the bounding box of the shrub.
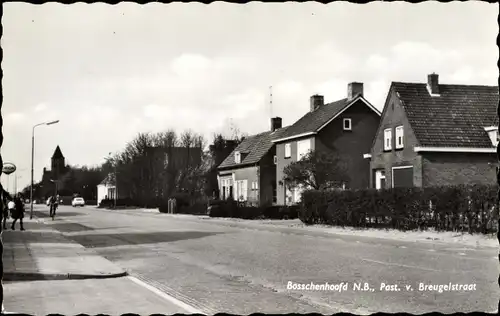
[85,200,97,206]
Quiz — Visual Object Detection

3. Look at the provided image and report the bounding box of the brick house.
[217,118,289,206]
[272,82,382,205]
[366,73,499,189]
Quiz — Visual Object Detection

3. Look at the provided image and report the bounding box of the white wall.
[97,184,115,206]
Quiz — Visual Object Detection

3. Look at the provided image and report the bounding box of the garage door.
[392,166,413,188]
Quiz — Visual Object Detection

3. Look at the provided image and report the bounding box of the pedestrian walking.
[11,194,25,231]
[1,187,12,230]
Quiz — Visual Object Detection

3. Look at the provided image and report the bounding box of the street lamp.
[30,120,60,220]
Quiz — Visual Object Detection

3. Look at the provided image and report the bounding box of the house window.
[273,155,277,164]
[235,180,248,201]
[384,128,392,151]
[234,151,241,163]
[297,139,311,160]
[220,178,233,200]
[395,126,404,149]
[284,143,291,158]
[251,181,259,190]
[343,118,352,131]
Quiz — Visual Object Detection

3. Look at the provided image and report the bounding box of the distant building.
[97,173,117,205]
[41,146,69,198]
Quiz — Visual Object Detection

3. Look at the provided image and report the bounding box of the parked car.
[72,197,85,207]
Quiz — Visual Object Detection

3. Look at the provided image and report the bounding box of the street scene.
[3,205,498,314]
[1,1,499,315]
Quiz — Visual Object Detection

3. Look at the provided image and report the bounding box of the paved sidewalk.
[3,277,191,315]
[2,219,126,281]
[1,214,195,315]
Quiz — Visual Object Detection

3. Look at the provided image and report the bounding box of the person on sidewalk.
[7,200,15,228]
[1,187,12,230]
[11,194,25,231]
[49,195,59,217]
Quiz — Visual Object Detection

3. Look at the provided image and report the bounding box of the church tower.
[51,145,65,179]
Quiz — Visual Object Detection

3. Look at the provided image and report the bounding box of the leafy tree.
[282,150,350,191]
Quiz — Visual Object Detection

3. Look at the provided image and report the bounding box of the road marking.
[360,258,440,272]
[428,249,436,252]
[127,276,203,314]
[458,252,466,256]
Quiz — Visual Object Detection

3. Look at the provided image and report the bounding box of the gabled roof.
[99,173,115,186]
[217,126,291,170]
[52,146,64,159]
[272,95,380,143]
[392,82,499,148]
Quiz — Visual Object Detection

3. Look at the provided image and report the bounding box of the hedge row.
[98,197,167,208]
[207,200,300,220]
[158,199,300,220]
[300,184,499,233]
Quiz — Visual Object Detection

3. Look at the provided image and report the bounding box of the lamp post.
[30,120,59,220]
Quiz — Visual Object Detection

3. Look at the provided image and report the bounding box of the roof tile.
[218,126,291,170]
[393,82,499,148]
[274,99,349,141]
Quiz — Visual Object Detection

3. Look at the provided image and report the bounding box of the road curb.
[3,271,128,282]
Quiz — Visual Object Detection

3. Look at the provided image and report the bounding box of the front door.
[375,170,386,189]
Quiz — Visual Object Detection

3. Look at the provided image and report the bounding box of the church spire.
[52,145,64,159]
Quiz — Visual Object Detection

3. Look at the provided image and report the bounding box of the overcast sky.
[2,2,498,192]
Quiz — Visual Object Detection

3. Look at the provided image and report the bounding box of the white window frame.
[343,118,352,131]
[255,181,259,190]
[391,165,413,188]
[297,139,311,161]
[384,128,392,151]
[234,151,241,163]
[273,155,277,164]
[395,126,404,149]
[284,143,291,158]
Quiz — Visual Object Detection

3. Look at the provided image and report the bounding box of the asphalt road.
[34,205,498,314]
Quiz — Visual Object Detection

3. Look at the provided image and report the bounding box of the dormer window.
[234,151,241,163]
[343,118,352,131]
[485,126,499,147]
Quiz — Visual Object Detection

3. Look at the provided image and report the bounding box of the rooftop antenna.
[269,86,273,118]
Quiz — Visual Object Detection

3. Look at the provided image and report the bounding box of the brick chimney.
[271,117,282,132]
[347,82,364,100]
[310,95,324,112]
[427,73,439,95]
